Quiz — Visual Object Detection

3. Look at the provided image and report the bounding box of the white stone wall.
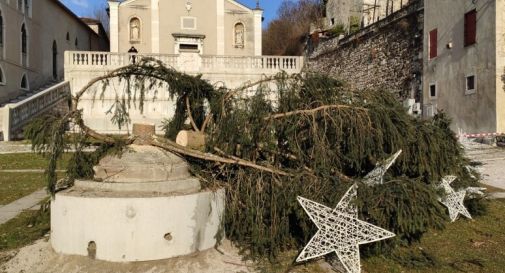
[65,51,304,134]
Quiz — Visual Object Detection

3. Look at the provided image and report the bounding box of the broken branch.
[150,137,292,177]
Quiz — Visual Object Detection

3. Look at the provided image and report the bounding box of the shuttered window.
[429,29,437,59]
[464,10,477,46]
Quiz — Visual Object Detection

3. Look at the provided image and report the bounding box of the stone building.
[0,0,109,105]
[325,0,363,30]
[423,0,505,134]
[325,0,411,31]
[108,0,263,56]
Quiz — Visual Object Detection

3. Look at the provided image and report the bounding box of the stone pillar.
[151,0,160,53]
[108,1,120,53]
[253,8,263,56]
[216,0,225,55]
[1,106,10,141]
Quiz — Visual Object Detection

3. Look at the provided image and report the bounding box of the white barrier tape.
[459,132,505,138]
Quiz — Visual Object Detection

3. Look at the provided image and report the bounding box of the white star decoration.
[438,175,472,222]
[363,150,402,186]
[296,185,395,273]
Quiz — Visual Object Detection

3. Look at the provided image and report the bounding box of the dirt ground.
[0,239,255,273]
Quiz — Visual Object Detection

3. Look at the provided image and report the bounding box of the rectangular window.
[429,83,437,98]
[429,29,437,59]
[464,10,477,46]
[179,44,198,51]
[466,75,476,94]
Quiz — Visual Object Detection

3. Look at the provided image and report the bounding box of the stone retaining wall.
[306,0,424,101]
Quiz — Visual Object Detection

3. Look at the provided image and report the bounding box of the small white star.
[363,150,402,186]
[438,175,472,222]
[296,185,395,273]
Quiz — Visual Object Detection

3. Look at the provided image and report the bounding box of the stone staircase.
[0,81,58,108]
[0,81,71,141]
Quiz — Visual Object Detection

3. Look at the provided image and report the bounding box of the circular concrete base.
[51,188,225,262]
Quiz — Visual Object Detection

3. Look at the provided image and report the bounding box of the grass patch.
[0,153,71,170]
[0,173,46,205]
[0,153,71,205]
[0,206,50,251]
[363,200,505,273]
[260,200,505,273]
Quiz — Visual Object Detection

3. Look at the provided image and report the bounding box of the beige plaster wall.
[114,0,258,56]
[0,0,107,104]
[117,0,152,53]
[158,0,218,55]
[223,0,255,56]
[496,0,505,132]
[423,0,497,133]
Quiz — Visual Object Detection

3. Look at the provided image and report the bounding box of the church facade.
[108,0,263,56]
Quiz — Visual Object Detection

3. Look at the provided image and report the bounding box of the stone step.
[3,81,59,105]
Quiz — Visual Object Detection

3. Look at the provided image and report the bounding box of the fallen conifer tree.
[25,59,484,261]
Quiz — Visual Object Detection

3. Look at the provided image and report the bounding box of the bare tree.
[263,0,324,56]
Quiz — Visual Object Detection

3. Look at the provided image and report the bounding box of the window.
[129,17,141,42]
[429,83,437,98]
[179,44,198,51]
[24,0,30,16]
[66,32,70,41]
[429,29,437,59]
[234,22,245,48]
[21,23,27,66]
[466,75,476,94]
[21,25,27,53]
[0,65,5,85]
[75,38,78,48]
[331,18,335,25]
[464,9,477,47]
[20,73,28,90]
[181,17,196,30]
[0,11,3,47]
[52,41,57,80]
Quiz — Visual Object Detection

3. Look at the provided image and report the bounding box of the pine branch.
[265,105,368,120]
[185,96,200,132]
[149,136,292,176]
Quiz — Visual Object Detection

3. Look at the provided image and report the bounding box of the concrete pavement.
[0,189,48,225]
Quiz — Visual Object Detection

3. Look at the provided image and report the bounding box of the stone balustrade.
[1,81,70,141]
[65,51,304,74]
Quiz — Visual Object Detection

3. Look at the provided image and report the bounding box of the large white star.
[438,175,472,222]
[296,185,395,273]
[363,150,402,186]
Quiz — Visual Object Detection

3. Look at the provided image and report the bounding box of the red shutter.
[464,10,477,46]
[429,29,438,59]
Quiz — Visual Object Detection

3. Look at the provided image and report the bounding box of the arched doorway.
[52,40,57,80]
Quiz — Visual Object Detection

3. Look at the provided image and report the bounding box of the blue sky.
[61,0,284,28]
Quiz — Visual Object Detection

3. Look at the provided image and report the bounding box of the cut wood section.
[176,130,206,150]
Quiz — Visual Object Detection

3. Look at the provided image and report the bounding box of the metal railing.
[1,81,70,141]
